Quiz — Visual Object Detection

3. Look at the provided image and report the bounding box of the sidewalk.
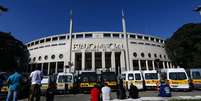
[111,96,201,101]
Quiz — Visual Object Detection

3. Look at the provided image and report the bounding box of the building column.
[111,51,116,72]
[55,62,58,74]
[92,51,95,71]
[41,63,44,72]
[166,62,169,68]
[146,60,149,70]
[48,63,50,75]
[152,60,155,70]
[138,60,141,70]
[120,51,126,72]
[162,61,165,69]
[170,62,173,68]
[82,52,85,71]
[102,51,105,71]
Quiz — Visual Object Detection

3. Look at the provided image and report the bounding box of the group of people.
[90,79,139,101]
[3,67,44,101]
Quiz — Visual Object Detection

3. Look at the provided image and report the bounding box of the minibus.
[121,71,143,90]
[142,70,160,90]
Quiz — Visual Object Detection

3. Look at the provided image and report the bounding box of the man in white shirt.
[101,83,111,101]
[28,67,43,101]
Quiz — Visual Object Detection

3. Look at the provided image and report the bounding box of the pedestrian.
[0,73,4,94]
[129,83,139,99]
[90,85,101,101]
[117,79,126,99]
[158,80,171,97]
[46,80,56,101]
[101,83,111,101]
[6,70,23,101]
[28,67,43,101]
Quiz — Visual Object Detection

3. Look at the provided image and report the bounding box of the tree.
[0,32,30,72]
[165,23,201,68]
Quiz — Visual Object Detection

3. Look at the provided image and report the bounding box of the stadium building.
[26,12,173,75]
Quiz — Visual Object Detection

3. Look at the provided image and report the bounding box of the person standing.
[101,83,111,101]
[90,85,100,101]
[117,79,126,99]
[129,83,139,99]
[29,67,43,101]
[6,70,22,101]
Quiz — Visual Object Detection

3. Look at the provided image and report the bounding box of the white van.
[121,71,143,90]
[56,72,74,93]
[142,70,160,89]
[160,68,190,90]
[188,68,201,89]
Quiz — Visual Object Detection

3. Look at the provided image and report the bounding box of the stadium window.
[38,56,42,61]
[46,38,51,42]
[44,55,48,60]
[85,34,92,38]
[156,38,159,42]
[151,37,155,41]
[35,41,39,45]
[130,35,136,39]
[144,36,149,40]
[45,45,50,47]
[141,53,145,57]
[51,55,55,59]
[113,34,119,38]
[51,44,57,46]
[103,33,111,37]
[154,54,157,58]
[137,35,143,39]
[148,53,151,58]
[133,52,137,57]
[59,54,63,59]
[121,34,124,38]
[33,57,36,62]
[40,39,45,43]
[52,37,58,41]
[59,36,66,40]
[164,55,166,59]
[27,44,31,47]
[31,42,34,46]
[159,54,162,58]
[76,34,83,39]
[138,42,144,45]
[39,46,44,48]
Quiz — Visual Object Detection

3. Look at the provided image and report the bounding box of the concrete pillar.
[152,60,155,70]
[146,60,149,70]
[82,51,85,71]
[48,62,50,75]
[102,51,105,71]
[162,61,165,69]
[138,60,141,70]
[120,51,126,72]
[111,51,116,72]
[55,62,58,73]
[92,51,95,71]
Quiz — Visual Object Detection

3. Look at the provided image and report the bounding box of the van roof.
[161,68,186,72]
[57,72,73,76]
[142,70,157,73]
[122,71,141,74]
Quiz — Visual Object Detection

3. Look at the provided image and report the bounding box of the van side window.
[121,74,126,80]
[128,73,134,80]
[135,73,141,80]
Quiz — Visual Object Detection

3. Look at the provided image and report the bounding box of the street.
[18,90,201,101]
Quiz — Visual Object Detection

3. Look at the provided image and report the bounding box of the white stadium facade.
[26,12,174,75]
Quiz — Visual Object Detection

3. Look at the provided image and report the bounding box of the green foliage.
[165,23,201,68]
[0,32,30,72]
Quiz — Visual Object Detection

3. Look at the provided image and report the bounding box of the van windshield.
[145,73,158,80]
[169,72,187,80]
[192,71,201,79]
[135,73,141,80]
[58,75,72,83]
[128,74,134,80]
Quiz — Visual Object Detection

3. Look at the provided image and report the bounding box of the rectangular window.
[105,52,111,68]
[46,38,51,42]
[76,34,83,39]
[103,33,111,38]
[43,63,48,76]
[57,62,64,73]
[156,38,159,42]
[85,52,92,70]
[137,35,143,39]
[40,39,44,43]
[144,36,149,40]
[85,34,92,38]
[113,34,119,38]
[75,53,82,70]
[130,35,136,39]
[95,52,102,69]
[151,37,155,41]
[52,37,58,41]
[59,36,66,40]
[133,60,138,70]
[35,41,39,45]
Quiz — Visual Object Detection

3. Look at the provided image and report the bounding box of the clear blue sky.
[0,0,201,43]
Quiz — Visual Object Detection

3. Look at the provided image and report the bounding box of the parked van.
[56,72,74,94]
[142,70,160,90]
[187,68,201,89]
[121,71,143,90]
[160,68,190,90]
